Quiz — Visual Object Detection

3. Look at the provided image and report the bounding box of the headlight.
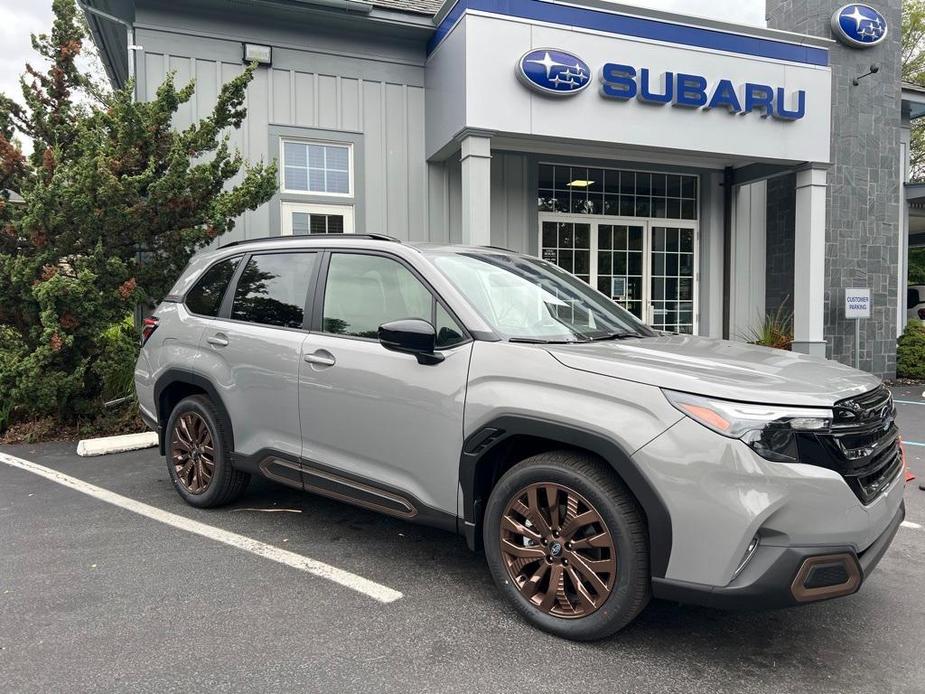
[662,389,833,463]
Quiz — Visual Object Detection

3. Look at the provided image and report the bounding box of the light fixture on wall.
[243,43,273,66]
[567,179,595,187]
[851,63,880,86]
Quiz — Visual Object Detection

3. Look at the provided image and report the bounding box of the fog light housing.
[732,535,760,579]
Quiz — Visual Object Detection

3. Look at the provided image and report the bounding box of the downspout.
[76,0,139,92]
[722,166,734,340]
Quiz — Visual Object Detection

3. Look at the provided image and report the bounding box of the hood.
[545,335,881,407]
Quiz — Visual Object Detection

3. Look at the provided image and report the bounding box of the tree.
[903,0,925,181]
[0,0,277,427]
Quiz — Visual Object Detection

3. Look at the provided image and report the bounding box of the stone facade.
[766,0,902,377]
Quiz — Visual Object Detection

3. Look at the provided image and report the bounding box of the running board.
[259,457,417,519]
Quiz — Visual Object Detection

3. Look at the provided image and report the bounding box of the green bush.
[740,301,793,350]
[93,316,139,403]
[897,322,925,379]
[0,0,276,434]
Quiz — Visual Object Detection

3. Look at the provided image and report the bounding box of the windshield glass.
[429,251,655,343]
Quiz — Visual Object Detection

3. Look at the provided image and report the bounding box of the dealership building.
[85,0,910,376]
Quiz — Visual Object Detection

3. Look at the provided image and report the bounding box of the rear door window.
[909,288,922,307]
[185,256,241,316]
[231,252,318,328]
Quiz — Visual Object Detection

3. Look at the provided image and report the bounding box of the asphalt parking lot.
[2,386,925,694]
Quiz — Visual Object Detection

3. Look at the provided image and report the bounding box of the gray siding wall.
[134,0,429,243]
[490,152,533,253]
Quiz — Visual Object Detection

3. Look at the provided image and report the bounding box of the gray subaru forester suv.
[136,234,906,640]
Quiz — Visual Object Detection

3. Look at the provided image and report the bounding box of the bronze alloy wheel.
[499,482,617,618]
[170,412,215,495]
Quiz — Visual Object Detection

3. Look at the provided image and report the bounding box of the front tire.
[165,395,249,508]
[483,450,650,640]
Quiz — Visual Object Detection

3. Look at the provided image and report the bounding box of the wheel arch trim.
[153,370,235,456]
[460,415,673,578]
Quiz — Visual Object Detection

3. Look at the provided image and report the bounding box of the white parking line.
[0,452,403,604]
[902,521,923,530]
[894,399,925,406]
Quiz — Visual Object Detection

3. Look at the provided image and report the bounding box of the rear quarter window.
[185,256,241,316]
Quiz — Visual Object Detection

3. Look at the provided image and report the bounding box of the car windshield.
[429,250,655,343]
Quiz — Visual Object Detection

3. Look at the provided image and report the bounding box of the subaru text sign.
[517,49,591,96]
[845,288,872,319]
[599,65,805,121]
[515,50,805,121]
[831,4,887,48]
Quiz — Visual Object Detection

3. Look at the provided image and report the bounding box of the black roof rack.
[219,233,401,249]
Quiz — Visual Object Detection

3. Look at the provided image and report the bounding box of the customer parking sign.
[845,288,871,319]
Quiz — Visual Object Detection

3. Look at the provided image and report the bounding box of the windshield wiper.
[508,337,585,344]
[588,331,644,341]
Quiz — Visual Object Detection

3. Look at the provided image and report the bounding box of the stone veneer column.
[767,0,902,376]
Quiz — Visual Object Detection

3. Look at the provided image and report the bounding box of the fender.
[460,415,673,578]
[153,370,235,456]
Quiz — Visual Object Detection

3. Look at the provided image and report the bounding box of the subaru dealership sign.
[598,64,805,121]
[517,49,591,96]
[516,50,806,121]
[830,4,887,48]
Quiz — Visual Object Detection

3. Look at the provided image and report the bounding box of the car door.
[299,250,472,517]
[201,250,319,463]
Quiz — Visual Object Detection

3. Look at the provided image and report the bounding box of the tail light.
[918,308,925,320]
[141,316,159,346]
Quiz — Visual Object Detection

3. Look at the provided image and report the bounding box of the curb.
[76,432,158,457]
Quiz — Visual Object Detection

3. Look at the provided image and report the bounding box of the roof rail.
[219,233,402,249]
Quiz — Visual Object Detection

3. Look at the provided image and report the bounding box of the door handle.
[207,334,229,347]
[304,350,336,367]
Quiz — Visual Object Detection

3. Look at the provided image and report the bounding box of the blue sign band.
[427,0,830,66]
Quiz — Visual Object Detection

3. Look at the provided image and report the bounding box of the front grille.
[794,386,901,505]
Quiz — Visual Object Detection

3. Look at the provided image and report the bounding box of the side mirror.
[378,319,445,365]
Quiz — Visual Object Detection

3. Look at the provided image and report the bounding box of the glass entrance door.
[596,224,645,320]
[539,216,698,333]
[649,226,696,334]
[540,220,591,283]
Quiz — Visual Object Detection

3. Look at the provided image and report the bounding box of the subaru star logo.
[517,49,591,96]
[831,4,888,48]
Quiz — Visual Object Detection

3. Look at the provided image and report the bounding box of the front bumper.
[651,499,905,610]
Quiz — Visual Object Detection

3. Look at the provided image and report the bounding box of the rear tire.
[165,395,249,508]
[483,450,650,641]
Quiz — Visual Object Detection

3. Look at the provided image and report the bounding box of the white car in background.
[909,286,925,325]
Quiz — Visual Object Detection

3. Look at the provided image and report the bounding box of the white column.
[459,134,492,246]
[792,165,828,357]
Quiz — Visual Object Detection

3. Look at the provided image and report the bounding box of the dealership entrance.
[537,164,699,334]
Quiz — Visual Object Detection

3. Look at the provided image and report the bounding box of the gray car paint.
[545,334,882,407]
[299,332,472,514]
[139,236,902,594]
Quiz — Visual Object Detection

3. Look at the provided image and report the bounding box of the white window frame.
[279,139,354,198]
[281,202,355,236]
